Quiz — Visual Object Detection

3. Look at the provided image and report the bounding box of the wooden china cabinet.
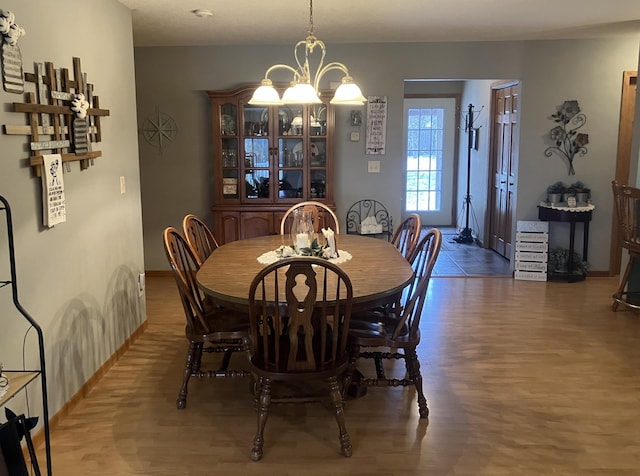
[208,85,335,244]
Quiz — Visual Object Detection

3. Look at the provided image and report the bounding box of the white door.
[403,97,456,225]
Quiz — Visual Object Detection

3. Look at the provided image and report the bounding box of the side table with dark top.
[538,204,593,282]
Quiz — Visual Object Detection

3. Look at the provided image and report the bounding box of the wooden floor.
[41,275,640,475]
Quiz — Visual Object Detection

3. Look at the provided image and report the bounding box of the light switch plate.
[368,160,380,173]
[350,132,360,142]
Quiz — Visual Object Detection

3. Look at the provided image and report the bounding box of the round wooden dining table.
[196,234,414,312]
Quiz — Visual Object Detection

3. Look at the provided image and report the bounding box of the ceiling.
[118,0,640,48]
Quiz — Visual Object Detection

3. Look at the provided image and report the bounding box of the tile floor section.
[428,227,512,277]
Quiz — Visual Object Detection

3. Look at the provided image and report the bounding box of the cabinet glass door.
[221,102,239,199]
[244,137,270,199]
[279,137,303,199]
[309,103,328,199]
[277,104,303,201]
[310,104,327,137]
[242,104,271,200]
[286,105,304,137]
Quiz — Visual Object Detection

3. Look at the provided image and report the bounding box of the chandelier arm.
[293,40,310,78]
[264,63,301,81]
[314,62,350,90]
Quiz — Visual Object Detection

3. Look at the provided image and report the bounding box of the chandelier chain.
[308,0,314,36]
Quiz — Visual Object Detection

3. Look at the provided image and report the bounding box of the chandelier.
[249,0,366,106]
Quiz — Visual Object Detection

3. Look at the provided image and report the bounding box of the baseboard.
[586,270,612,277]
[145,270,172,278]
[28,319,148,452]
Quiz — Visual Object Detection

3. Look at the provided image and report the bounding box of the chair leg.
[342,345,360,399]
[374,355,386,379]
[253,376,263,411]
[177,341,201,409]
[405,347,429,418]
[191,344,203,374]
[613,255,634,311]
[328,376,352,457]
[220,349,233,371]
[251,377,271,461]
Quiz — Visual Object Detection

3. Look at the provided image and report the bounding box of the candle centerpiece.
[296,232,310,249]
[290,208,314,251]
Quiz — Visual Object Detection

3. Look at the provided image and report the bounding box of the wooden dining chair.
[247,258,353,460]
[279,201,340,235]
[344,228,442,418]
[162,227,250,410]
[611,181,640,310]
[390,213,422,261]
[182,213,219,267]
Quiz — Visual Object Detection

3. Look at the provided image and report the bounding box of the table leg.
[583,221,589,263]
[568,222,576,280]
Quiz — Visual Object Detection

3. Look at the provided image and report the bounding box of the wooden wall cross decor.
[2,57,110,176]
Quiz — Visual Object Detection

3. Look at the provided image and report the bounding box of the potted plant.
[546,181,565,204]
[570,181,590,204]
[547,247,588,278]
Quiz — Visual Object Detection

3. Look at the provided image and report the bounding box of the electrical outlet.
[350,131,360,142]
[368,160,380,173]
[138,273,145,296]
[120,176,126,194]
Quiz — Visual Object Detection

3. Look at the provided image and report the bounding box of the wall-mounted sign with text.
[365,96,387,155]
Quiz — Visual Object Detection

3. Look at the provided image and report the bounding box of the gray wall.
[0,0,144,419]
[135,38,640,273]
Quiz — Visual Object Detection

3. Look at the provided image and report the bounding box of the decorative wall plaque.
[142,108,178,153]
[3,57,110,176]
[0,10,25,94]
[365,96,387,155]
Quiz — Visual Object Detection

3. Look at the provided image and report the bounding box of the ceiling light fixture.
[249,0,366,106]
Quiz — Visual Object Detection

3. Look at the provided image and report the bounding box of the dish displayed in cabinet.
[221,114,235,135]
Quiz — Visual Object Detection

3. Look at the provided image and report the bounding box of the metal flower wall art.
[544,100,589,175]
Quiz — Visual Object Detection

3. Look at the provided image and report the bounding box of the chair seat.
[348,311,413,346]
[250,358,349,381]
[186,308,249,342]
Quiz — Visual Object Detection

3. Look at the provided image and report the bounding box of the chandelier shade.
[248,0,365,106]
[330,76,367,105]
[282,81,322,104]
[249,79,284,105]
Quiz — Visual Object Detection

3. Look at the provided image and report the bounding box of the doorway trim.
[609,71,637,275]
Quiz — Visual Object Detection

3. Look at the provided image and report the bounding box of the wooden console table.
[538,204,593,282]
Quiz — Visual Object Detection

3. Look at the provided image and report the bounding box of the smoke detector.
[192,9,213,18]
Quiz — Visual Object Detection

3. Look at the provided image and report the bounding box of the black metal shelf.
[1,195,52,475]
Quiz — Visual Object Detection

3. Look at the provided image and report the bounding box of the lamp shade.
[330,77,366,105]
[283,82,322,104]
[249,79,283,105]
